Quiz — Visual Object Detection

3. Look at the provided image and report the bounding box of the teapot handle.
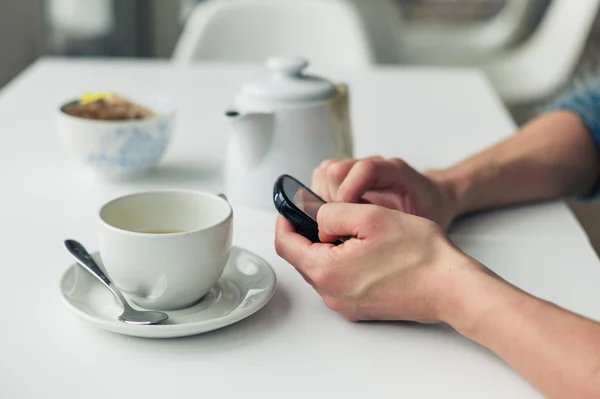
[328,84,354,158]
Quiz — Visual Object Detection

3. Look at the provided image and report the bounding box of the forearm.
[445,264,600,398]
[428,111,599,219]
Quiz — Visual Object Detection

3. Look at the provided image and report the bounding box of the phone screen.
[282,175,325,221]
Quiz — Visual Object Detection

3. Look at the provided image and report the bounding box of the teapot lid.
[240,57,337,104]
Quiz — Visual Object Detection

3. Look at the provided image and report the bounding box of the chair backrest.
[396,0,536,65]
[172,0,375,70]
[487,0,600,103]
[348,0,403,64]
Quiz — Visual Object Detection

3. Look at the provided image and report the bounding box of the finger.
[318,229,340,244]
[325,159,356,202]
[364,154,385,163]
[311,169,329,201]
[275,215,311,259]
[275,214,297,235]
[362,190,404,211]
[317,202,389,239]
[275,218,325,290]
[274,215,327,275]
[334,156,383,202]
[336,159,404,203]
[311,159,339,201]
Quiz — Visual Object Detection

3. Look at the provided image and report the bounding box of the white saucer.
[60,246,277,338]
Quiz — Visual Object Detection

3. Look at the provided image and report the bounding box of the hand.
[311,157,458,229]
[275,203,483,323]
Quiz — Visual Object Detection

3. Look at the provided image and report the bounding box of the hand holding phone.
[273,174,346,244]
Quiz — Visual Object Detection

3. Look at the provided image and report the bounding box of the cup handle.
[217,193,229,202]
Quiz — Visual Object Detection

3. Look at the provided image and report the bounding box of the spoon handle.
[64,239,129,308]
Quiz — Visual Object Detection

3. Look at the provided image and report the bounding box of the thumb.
[317,203,387,242]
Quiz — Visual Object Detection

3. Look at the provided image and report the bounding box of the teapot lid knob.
[238,56,338,106]
[266,57,308,76]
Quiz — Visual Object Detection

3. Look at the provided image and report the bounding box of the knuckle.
[311,165,324,182]
[311,169,322,187]
[390,157,407,169]
[356,159,377,174]
[313,160,335,183]
[311,167,320,180]
[360,206,386,227]
[318,159,337,170]
[327,161,349,181]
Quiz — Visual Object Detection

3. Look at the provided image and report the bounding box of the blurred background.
[6,0,599,123]
[3,0,600,249]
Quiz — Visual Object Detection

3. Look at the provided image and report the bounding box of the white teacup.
[98,190,233,311]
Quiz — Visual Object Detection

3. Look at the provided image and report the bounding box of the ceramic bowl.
[57,97,175,177]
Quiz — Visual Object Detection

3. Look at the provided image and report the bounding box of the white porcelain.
[98,190,233,311]
[57,96,175,177]
[224,56,354,209]
[239,57,337,105]
[59,247,277,338]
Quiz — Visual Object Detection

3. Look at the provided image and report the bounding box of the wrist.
[425,168,471,224]
[432,252,482,327]
[435,254,523,337]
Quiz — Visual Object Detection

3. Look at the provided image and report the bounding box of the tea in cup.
[98,190,233,311]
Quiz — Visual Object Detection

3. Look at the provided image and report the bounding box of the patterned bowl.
[57,97,175,177]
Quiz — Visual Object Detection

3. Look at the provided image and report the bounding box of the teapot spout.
[225,110,275,169]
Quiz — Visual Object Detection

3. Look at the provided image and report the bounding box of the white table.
[2,58,599,399]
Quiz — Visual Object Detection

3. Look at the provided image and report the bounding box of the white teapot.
[224,56,354,209]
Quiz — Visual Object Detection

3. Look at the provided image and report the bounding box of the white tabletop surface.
[2,58,599,399]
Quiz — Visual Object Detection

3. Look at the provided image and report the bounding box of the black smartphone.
[273,174,326,243]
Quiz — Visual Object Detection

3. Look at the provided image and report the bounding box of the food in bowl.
[62,92,156,121]
[57,93,174,177]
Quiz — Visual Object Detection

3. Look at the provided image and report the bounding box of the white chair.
[397,0,534,64]
[172,0,376,70]
[348,0,403,64]
[484,0,600,104]
[395,0,600,105]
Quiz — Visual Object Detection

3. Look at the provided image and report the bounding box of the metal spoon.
[64,239,169,325]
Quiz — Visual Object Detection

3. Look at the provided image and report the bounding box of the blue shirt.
[554,82,600,197]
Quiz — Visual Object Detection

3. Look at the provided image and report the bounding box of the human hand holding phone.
[273,174,346,244]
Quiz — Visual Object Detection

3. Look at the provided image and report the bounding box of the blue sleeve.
[552,79,600,199]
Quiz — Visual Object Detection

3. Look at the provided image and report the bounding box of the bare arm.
[429,111,600,218]
[425,109,600,396]
[446,265,600,399]
[276,202,600,398]
[311,110,600,230]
